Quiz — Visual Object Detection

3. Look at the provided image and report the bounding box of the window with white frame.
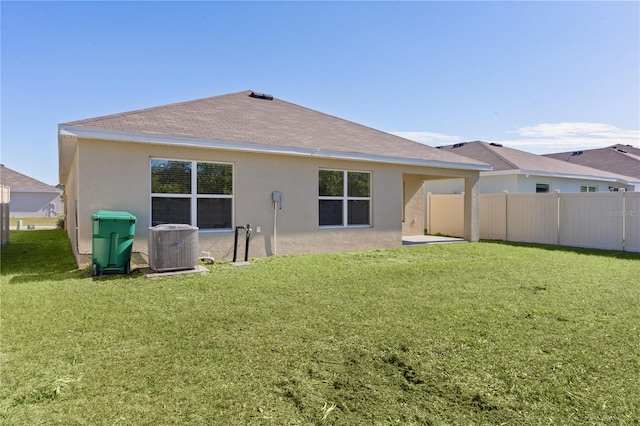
[580,185,597,192]
[319,169,371,227]
[150,159,233,230]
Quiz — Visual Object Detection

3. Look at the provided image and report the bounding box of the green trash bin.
[91,210,137,276]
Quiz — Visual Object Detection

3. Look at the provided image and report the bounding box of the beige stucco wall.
[63,138,481,266]
[68,139,404,265]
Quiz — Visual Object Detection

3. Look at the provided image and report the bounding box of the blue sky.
[2,1,639,186]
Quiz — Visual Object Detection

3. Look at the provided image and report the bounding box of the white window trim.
[319,169,372,228]
[150,158,234,232]
[580,185,597,193]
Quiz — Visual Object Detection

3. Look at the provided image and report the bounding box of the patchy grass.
[1,231,639,425]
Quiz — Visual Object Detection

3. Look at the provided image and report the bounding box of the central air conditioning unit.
[148,224,199,272]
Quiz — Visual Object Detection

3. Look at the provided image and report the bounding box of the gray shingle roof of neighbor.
[543,145,640,179]
[435,141,639,182]
[0,165,61,192]
[60,90,489,169]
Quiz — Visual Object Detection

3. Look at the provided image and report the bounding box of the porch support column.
[402,174,425,236]
[463,173,480,242]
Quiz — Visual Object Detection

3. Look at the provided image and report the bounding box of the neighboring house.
[58,90,491,266]
[424,141,639,194]
[544,144,640,180]
[0,165,62,217]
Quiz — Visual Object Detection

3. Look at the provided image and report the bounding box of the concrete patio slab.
[402,235,466,245]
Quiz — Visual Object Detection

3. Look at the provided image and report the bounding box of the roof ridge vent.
[249,91,273,100]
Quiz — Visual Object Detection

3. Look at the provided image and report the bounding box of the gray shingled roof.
[436,141,639,182]
[61,90,488,169]
[544,145,640,179]
[0,165,60,192]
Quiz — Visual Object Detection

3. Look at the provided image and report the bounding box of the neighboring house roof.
[434,141,639,185]
[0,165,61,193]
[59,90,490,182]
[543,145,640,179]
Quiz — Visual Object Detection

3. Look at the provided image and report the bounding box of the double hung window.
[319,169,371,227]
[150,159,233,230]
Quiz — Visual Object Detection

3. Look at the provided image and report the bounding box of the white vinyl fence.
[427,191,640,253]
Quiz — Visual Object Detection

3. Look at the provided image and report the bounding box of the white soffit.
[59,125,492,172]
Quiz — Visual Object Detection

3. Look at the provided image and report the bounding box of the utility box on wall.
[148,224,199,272]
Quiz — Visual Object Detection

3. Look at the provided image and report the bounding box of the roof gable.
[60,90,489,170]
[435,141,517,172]
[0,165,60,192]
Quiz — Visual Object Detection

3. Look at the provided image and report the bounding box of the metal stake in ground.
[233,224,251,262]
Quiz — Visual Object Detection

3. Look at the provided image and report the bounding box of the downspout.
[503,190,508,242]
[272,191,281,256]
[555,190,561,246]
[621,189,626,252]
[273,201,277,256]
[74,200,91,255]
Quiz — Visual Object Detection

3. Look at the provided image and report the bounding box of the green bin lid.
[92,210,137,221]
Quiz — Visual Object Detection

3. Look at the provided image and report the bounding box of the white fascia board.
[58,125,492,172]
[481,169,639,185]
[11,189,62,194]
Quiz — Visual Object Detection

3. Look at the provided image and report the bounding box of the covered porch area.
[402,170,480,242]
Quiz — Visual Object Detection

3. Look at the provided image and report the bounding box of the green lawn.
[1,230,639,425]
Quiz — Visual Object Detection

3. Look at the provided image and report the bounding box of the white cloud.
[513,122,621,138]
[391,131,463,146]
[503,122,640,154]
[392,122,639,155]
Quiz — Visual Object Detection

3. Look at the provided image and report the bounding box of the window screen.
[151,159,233,230]
[151,197,191,226]
[197,198,232,229]
[319,169,371,227]
[197,163,233,195]
[151,160,191,194]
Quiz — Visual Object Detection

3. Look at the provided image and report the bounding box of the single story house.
[424,141,640,194]
[0,165,62,217]
[544,144,640,180]
[58,90,491,266]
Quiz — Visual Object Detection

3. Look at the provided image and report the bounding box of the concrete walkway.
[402,235,466,245]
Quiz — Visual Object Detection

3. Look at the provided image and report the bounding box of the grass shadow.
[8,269,88,284]
[481,239,640,260]
[1,230,80,282]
